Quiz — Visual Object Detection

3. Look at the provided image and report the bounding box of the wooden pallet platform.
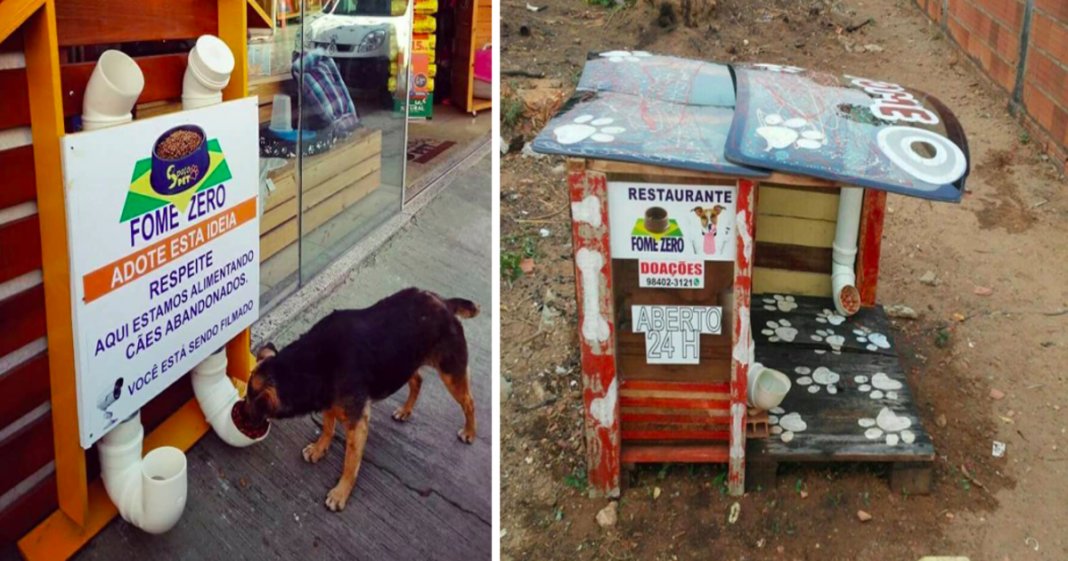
[747,294,934,494]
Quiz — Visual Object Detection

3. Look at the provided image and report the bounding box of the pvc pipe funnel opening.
[143,446,186,483]
[189,35,234,88]
[82,50,144,128]
[748,364,791,410]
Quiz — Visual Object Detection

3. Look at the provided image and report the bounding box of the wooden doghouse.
[533,54,969,497]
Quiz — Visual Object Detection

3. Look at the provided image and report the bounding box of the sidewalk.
[75,154,492,560]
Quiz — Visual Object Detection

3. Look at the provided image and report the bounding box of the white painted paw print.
[795,366,840,394]
[768,407,807,443]
[854,328,891,351]
[599,50,652,63]
[761,319,797,342]
[815,308,846,326]
[762,294,798,312]
[756,112,828,152]
[553,114,626,145]
[810,328,844,355]
[853,373,903,401]
[858,407,915,446]
[753,63,803,74]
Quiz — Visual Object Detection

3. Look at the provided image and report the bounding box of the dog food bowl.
[150,124,209,196]
[644,206,669,233]
[231,400,271,440]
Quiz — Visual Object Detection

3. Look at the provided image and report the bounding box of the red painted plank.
[856,189,886,306]
[0,409,53,499]
[621,413,728,424]
[0,352,49,429]
[622,430,730,441]
[0,284,46,358]
[60,54,188,120]
[0,472,56,544]
[0,214,42,284]
[622,444,730,464]
[619,396,730,410]
[569,162,621,498]
[620,380,730,393]
[728,179,756,495]
[0,68,30,130]
[0,146,37,210]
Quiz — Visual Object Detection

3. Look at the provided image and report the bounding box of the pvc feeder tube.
[191,351,270,447]
[98,412,187,534]
[181,35,234,110]
[747,362,791,410]
[831,186,864,316]
[82,50,144,131]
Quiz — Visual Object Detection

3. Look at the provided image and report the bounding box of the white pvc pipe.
[98,413,187,534]
[831,187,864,316]
[181,35,234,110]
[82,50,144,131]
[191,351,270,447]
[747,362,791,410]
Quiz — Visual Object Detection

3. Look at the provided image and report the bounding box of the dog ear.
[256,343,277,363]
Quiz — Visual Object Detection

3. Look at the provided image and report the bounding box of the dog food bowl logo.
[630,206,683,252]
[119,124,233,223]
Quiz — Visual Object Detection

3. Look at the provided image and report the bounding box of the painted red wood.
[856,189,887,306]
[728,179,756,496]
[0,284,46,358]
[0,68,30,130]
[569,161,621,498]
[620,380,730,393]
[622,430,730,441]
[619,396,729,410]
[60,54,188,119]
[0,146,37,210]
[0,352,49,429]
[0,409,53,498]
[55,0,218,47]
[0,472,56,544]
[0,215,42,284]
[621,413,728,424]
[621,444,729,464]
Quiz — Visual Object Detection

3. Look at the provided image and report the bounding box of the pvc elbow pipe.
[182,35,234,110]
[831,187,864,317]
[82,50,144,131]
[747,362,791,410]
[191,351,269,447]
[98,413,187,534]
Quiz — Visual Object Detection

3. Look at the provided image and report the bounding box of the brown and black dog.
[241,287,479,512]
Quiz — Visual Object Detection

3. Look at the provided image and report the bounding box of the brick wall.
[915,0,1068,167]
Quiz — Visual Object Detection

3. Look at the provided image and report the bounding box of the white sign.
[608,181,736,288]
[62,98,260,448]
[632,305,722,364]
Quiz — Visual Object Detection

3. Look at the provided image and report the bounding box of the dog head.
[240,343,283,427]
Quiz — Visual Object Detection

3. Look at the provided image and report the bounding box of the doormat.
[407,138,456,164]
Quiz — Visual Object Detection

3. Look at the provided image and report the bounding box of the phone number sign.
[632,305,722,364]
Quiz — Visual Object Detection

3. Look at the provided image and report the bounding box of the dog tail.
[446,298,480,319]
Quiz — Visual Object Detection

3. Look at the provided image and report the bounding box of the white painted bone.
[571,196,602,228]
[575,248,610,343]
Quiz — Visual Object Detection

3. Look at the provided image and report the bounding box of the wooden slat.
[0,0,43,48]
[622,430,730,441]
[0,408,53,498]
[0,471,56,544]
[620,380,729,393]
[0,214,42,283]
[0,68,30,130]
[0,146,37,209]
[857,189,886,306]
[0,284,46,358]
[55,0,217,47]
[622,443,729,463]
[0,351,49,429]
[753,267,831,297]
[757,184,840,221]
[754,242,832,274]
[619,396,729,410]
[260,216,298,261]
[728,178,756,495]
[755,214,836,247]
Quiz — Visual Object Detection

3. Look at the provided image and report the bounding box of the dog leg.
[302,408,336,463]
[391,373,423,422]
[325,403,370,512]
[441,369,477,444]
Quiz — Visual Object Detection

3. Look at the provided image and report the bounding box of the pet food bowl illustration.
[150,124,210,196]
[644,206,669,233]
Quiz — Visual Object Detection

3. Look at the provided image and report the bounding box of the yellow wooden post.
[24,0,91,528]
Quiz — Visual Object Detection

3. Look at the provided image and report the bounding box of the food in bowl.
[150,124,210,196]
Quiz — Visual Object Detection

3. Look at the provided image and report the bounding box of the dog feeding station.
[0,2,281,558]
[532,53,969,497]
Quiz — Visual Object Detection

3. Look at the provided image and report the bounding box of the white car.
[300,0,410,94]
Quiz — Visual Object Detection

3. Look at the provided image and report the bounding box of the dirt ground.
[498,1,1068,560]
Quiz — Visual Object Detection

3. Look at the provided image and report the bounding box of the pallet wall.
[913,0,1068,168]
